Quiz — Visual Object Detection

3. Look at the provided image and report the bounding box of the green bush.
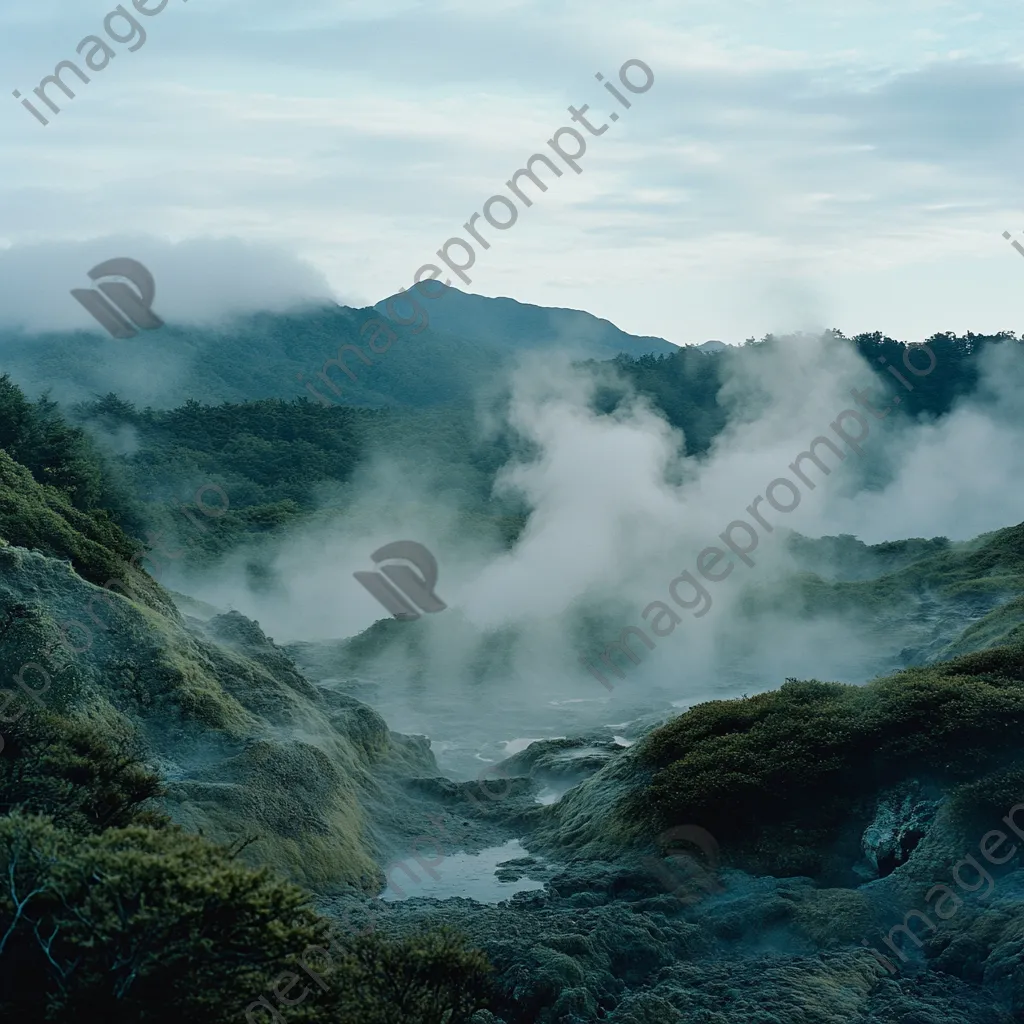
[323,927,494,1023]
[640,644,1024,857]
[0,811,496,1024]
[0,812,330,1023]
[0,707,495,1023]
[0,706,165,834]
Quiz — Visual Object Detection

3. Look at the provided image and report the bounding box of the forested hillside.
[33,328,1014,570]
[0,286,676,412]
[604,329,1016,455]
[374,288,677,360]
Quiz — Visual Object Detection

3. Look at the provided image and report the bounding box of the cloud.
[0,237,337,332]
[3,1,1024,345]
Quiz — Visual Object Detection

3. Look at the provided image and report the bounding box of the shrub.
[640,644,1024,854]
[0,706,165,834]
[0,707,496,1023]
[323,927,494,1024]
[0,812,330,1023]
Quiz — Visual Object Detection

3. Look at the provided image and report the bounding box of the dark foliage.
[0,374,144,532]
[640,643,1024,876]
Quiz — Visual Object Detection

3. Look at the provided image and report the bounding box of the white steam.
[164,333,1024,770]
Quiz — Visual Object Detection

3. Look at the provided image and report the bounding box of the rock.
[859,781,942,880]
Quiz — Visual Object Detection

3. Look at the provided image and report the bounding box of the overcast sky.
[2,0,1024,345]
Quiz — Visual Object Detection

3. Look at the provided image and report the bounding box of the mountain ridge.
[0,286,678,412]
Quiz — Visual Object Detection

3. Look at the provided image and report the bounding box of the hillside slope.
[0,286,677,411]
[0,452,444,889]
[375,287,677,360]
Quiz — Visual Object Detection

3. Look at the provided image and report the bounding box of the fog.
[147,329,1024,774]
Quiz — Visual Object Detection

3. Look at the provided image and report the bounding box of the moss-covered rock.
[0,541,439,891]
[0,448,169,615]
[636,644,1024,875]
[527,644,1024,886]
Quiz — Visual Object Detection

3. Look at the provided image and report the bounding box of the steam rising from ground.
[170,334,1024,761]
[818,340,1024,543]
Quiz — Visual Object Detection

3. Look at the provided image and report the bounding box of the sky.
[2,0,1024,345]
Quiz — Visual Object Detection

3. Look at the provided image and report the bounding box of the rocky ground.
[314,760,1024,1022]
[308,677,1024,1022]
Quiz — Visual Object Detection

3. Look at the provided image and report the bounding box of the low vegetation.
[0,704,494,1023]
[640,643,1024,876]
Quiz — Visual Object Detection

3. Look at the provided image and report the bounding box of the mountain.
[375,286,677,361]
[694,339,729,353]
[0,286,676,412]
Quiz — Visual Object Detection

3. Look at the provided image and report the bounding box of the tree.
[0,707,165,835]
[0,812,330,1023]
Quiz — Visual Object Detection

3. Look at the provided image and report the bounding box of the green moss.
[163,738,380,890]
[0,449,169,615]
[941,596,1024,658]
[0,539,394,892]
[639,643,1024,871]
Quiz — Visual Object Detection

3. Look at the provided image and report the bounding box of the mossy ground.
[0,539,432,891]
[624,644,1024,878]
